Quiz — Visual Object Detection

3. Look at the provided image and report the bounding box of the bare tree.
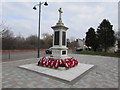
[42,33,53,48]
[2,30,14,50]
[24,35,37,49]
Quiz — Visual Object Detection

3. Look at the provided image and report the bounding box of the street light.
[33,2,48,58]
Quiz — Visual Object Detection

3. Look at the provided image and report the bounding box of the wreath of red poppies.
[38,57,78,69]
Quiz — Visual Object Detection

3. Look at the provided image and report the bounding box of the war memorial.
[19,8,94,84]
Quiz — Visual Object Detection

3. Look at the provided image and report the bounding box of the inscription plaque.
[62,31,66,45]
[62,51,66,55]
[54,31,59,45]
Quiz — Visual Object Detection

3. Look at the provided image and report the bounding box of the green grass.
[76,51,120,58]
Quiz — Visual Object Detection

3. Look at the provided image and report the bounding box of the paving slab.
[2,54,118,88]
[18,63,94,84]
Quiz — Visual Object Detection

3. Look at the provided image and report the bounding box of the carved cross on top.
[58,8,63,21]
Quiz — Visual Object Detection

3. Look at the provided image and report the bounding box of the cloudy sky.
[1,1,118,39]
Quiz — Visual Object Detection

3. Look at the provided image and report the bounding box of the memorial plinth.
[19,63,94,84]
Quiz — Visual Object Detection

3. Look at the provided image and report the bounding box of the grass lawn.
[76,51,120,58]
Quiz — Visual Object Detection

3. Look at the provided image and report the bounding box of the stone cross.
[58,8,63,21]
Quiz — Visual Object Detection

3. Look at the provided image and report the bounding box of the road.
[2,51,47,62]
[2,50,73,62]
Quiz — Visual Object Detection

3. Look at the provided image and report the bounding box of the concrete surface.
[18,63,94,83]
[2,54,118,88]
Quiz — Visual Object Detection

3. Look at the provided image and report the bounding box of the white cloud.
[2,2,118,39]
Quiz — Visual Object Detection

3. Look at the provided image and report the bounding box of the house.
[108,40,119,53]
[76,39,88,50]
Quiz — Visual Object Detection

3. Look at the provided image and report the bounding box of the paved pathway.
[2,54,118,88]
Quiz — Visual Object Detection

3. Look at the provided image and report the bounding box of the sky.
[1,1,118,39]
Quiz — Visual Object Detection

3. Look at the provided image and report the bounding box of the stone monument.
[19,7,94,84]
[51,8,69,59]
[37,8,78,69]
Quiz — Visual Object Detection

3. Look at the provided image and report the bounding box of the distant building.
[107,40,119,53]
[76,38,88,50]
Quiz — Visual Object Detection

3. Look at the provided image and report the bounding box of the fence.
[1,49,74,62]
[1,49,46,62]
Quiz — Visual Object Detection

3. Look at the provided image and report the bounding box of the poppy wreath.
[37,57,78,69]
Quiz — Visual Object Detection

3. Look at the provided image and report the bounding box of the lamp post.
[33,2,48,58]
